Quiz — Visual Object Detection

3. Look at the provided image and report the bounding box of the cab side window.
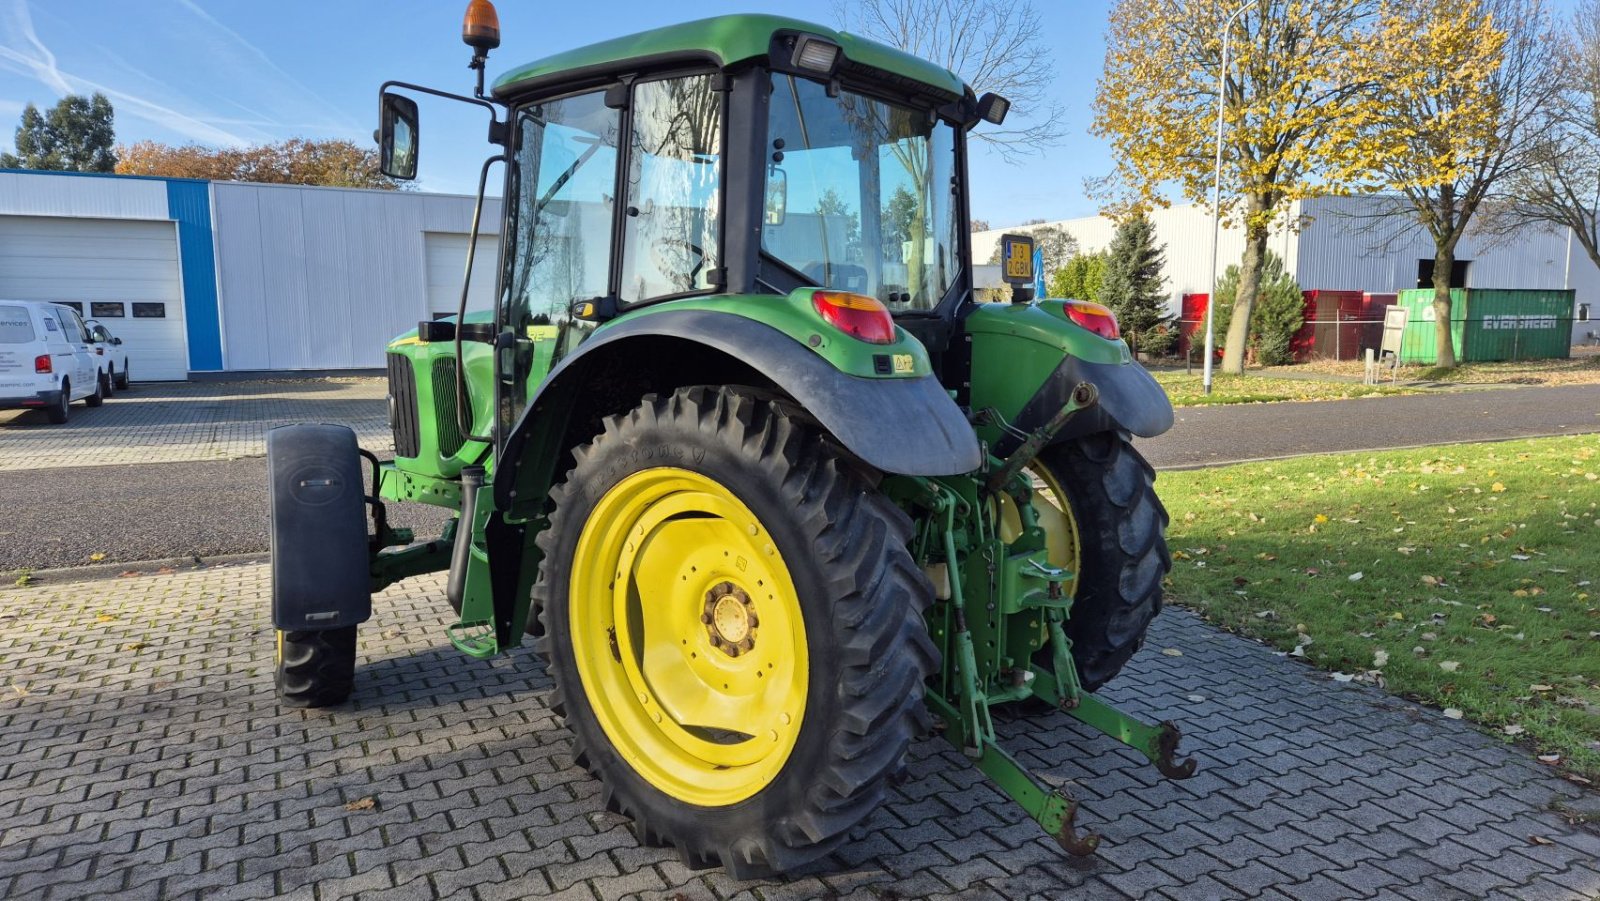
[618,74,723,303]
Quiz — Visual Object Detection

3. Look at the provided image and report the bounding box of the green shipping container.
[1394,288,1573,364]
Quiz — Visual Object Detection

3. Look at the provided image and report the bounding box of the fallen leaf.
[1491,482,1506,493]
[88,552,106,562]
[95,613,116,623]
[10,683,26,698]
[344,797,377,812]
[1373,649,1390,668]
[122,642,147,652]
[1439,660,1461,673]
[1332,672,1356,683]
[1349,571,1365,582]
[1443,708,1464,719]
[1421,575,1440,586]
[1538,753,1562,764]
[1314,514,1329,524]
[1161,648,1183,657]
[1531,684,1554,692]
[1529,835,1554,846]
[1185,694,1206,703]
[1502,724,1525,736]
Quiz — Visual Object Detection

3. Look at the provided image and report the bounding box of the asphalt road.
[3,384,1597,572]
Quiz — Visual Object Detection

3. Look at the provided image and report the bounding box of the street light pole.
[1202,0,1258,395]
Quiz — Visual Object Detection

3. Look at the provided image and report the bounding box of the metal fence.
[1169,316,1589,364]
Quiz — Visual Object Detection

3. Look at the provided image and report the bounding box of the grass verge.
[1270,349,1600,387]
[1151,371,1421,406]
[1159,434,1600,781]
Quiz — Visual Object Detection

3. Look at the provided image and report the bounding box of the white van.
[0,300,109,424]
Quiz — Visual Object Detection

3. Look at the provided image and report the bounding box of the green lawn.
[1151,371,1421,407]
[1158,434,1600,780]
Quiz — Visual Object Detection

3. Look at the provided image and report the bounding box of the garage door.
[0,215,188,381]
[425,232,502,319]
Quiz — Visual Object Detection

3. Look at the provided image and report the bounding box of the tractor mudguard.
[494,309,981,511]
[268,424,373,630]
[996,354,1174,456]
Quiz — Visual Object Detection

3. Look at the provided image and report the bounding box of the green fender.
[492,307,982,512]
[965,300,1174,454]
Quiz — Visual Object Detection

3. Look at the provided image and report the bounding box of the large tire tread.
[533,386,937,878]
[276,627,357,708]
[1040,432,1170,692]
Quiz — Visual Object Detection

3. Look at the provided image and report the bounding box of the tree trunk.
[1432,243,1457,369]
[1221,214,1269,375]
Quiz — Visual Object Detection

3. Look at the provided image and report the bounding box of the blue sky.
[2,1,1102,225]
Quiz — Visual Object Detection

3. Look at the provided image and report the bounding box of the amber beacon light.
[463,0,501,51]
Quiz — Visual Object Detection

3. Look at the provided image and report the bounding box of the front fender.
[493,309,982,511]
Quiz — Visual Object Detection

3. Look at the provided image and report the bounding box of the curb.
[9,552,270,587]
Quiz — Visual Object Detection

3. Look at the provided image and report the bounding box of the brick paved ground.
[2,565,1596,900]
[0,379,391,472]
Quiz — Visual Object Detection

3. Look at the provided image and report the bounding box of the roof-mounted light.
[462,0,501,52]
[976,92,1010,126]
[793,35,840,73]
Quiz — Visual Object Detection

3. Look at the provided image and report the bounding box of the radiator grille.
[387,353,420,458]
[431,357,465,458]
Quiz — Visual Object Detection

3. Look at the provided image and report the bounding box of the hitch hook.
[1154,721,1198,780]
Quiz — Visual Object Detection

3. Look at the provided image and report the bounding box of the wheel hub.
[704,581,757,656]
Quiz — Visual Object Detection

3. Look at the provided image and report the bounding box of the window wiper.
[535,138,604,213]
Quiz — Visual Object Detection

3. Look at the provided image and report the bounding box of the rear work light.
[812,291,896,345]
[34,354,51,374]
[1065,300,1121,340]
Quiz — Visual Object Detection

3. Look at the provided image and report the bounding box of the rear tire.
[45,382,69,424]
[275,627,357,707]
[1033,432,1170,692]
[535,386,937,878]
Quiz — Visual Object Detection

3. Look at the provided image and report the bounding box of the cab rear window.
[0,306,36,344]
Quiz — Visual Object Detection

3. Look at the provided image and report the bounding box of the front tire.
[46,382,69,424]
[101,368,114,398]
[1031,432,1170,692]
[535,386,937,878]
[84,375,104,408]
[275,627,357,707]
[115,362,130,390]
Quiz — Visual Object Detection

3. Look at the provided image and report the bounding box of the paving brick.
[2,569,1595,901]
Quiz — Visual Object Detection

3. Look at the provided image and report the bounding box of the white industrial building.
[974,196,1598,344]
[0,169,500,380]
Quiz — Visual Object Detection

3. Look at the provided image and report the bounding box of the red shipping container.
[1178,293,1210,357]
[1300,290,1365,361]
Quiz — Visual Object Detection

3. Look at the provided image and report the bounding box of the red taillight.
[34,354,51,374]
[1065,300,1121,340]
[811,291,896,345]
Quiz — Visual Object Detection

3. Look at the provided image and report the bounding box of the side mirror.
[1580,302,1590,323]
[764,166,787,226]
[112,337,122,346]
[976,92,1010,126]
[379,92,420,180]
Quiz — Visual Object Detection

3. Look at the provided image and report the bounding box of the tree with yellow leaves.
[1331,0,1556,368]
[1093,0,1380,374]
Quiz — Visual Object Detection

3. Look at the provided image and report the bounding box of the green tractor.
[270,2,1191,877]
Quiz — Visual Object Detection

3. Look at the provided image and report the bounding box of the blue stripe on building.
[165,180,223,371]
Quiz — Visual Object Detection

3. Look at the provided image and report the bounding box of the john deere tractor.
[270,2,1191,877]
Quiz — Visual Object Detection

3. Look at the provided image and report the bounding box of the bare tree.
[1498,0,1600,280]
[834,0,1065,159]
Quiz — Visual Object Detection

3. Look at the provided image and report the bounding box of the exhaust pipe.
[447,465,486,612]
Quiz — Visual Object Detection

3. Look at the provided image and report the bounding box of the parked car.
[84,319,131,391]
[0,300,108,423]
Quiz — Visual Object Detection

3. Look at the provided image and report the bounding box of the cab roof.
[490,14,966,101]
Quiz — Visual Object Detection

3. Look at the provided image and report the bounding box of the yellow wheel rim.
[569,467,808,807]
[1027,464,1082,577]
